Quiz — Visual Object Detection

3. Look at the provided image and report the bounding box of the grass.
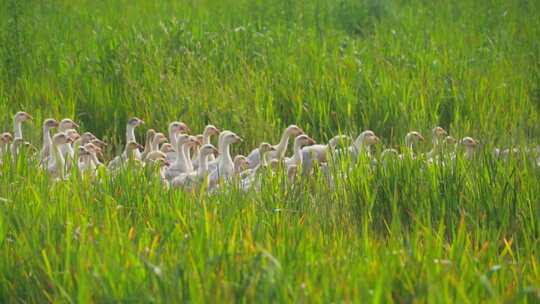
[1,0,539,302]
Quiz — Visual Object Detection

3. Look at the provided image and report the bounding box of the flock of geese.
[1,111,539,192]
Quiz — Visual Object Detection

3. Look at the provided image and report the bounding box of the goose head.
[460,137,478,148]
[222,131,243,145]
[294,134,316,148]
[432,126,448,140]
[14,111,33,123]
[64,129,81,143]
[146,151,170,166]
[175,134,194,149]
[146,129,156,141]
[285,125,304,137]
[204,125,220,136]
[0,132,13,144]
[90,138,107,149]
[84,143,103,158]
[405,131,424,147]
[354,130,380,148]
[160,143,175,154]
[59,118,79,131]
[43,118,59,129]
[53,133,71,146]
[259,142,276,154]
[233,155,249,172]
[126,141,143,153]
[153,132,168,145]
[77,132,95,145]
[78,146,90,157]
[200,144,219,157]
[169,121,190,135]
[127,117,145,128]
[445,136,458,146]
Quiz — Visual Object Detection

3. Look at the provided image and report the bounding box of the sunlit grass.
[0,0,539,302]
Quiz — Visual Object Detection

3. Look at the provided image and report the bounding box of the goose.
[61,129,81,171]
[426,126,448,161]
[58,118,79,132]
[234,155,249,175]
[141,129,156,160]
[38,119,60,165]
[47,133,72,180]
[400,131,424,159]
[83,143,104,168]
[284,134,316,170]
[108,141,144,170]
[125,117,145,160]
[302,135,350,175]
[160,143,175,154]
[11,111,33,158]
[11,138,37,161]
[168,121,190,148]
[183,136,200,173]
[334,130,379,163]
[77,146,96,175]
[208,131,243,188]
[0,133,13,164]
[192,125,220,168]
[246,125,303,169]
[172,144,218,188]
[165,121,190,161]
[12,111,33,140]
[144,151,171,184]
[164,134,197,180]
[459,137,478,160]
[143,132,167,162]
[240,143,276,191]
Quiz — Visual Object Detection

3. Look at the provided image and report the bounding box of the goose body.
[208,131,242,188]
[246,125,303,169]
[164,134,196,180]
[172,144,218,188]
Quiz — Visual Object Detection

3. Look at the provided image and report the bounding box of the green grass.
[1,0,539,302]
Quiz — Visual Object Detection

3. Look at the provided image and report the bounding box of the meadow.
[1,0,539,302]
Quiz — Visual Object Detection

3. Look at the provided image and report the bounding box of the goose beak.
[138,119,145,126]
[72,121,80,129]
[373,135,380,143]
[25,113,33,120]
[270,146,277,151]
[136,143,144,150]
[418,135,425,141]
[234,136,243,143]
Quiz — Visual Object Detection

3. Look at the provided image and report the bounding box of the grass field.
[1,0,540,302]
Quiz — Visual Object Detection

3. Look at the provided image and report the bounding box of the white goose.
[459,137,478,160]
[11,111,33,158]
[141,129,156,161]
[208,131,242,188]
[302,135,350,175]
[192,125,220,168]
[164,134,197,180]
[400,131,424,159]
[58,118,79,132]
[48,133,72,180]
[0,133,13,164]
[108,141,144,170]
[426,126,448,161]
[172,144,218,189]
[125,117,145,160]
[39,119,59,165]
[240,143,275,191]
[246,125,303,169]
[334,130,379,163]
[166,121,190,161]
[143,132,167,163]
[284,134,316,170]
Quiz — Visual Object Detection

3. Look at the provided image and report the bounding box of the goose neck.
[275,131,290,158]
[14,120,23,139]
[126,124,136,142]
